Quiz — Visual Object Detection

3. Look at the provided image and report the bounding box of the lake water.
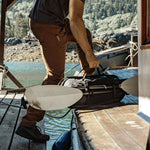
[4,62,79,149]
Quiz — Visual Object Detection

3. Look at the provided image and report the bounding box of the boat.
[52,35,140,150]
[70,67,139,150]
[67,13,150,147]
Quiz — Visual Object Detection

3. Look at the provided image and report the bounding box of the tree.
[107,6,115,17]
[14,13,29,39]
[5,17,14,38]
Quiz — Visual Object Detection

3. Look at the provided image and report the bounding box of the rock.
[3,31,136,62]
[12,39,22,45]
[5,38,22,45]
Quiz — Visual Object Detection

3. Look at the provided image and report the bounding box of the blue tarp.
[107,69,138,104]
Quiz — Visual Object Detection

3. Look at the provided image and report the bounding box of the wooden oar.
[25,85,83,111]
[25,76,138,111]
[120,75,138,97]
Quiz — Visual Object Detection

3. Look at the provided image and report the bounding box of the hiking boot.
[16,125,50,142]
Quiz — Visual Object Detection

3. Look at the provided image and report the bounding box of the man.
[16,0,99,142]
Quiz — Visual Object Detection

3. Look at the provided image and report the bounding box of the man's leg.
[65,18,95,75]
[16,20,67,142]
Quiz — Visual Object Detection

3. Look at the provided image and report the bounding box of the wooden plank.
[77,111,121,150]
[10,93,29,150]
[127,104,139,113]
[95,44,130,56]
[105,106,148,149]
[10,94,46,150]
[93,110,143,150]
[2,87,26,93]
[0,72,4,90]
[0,0,7,65]
[7,71,24,88]
[0,93,18,149]
[7,0,18,10]
[0,93,16,124]
[116,104,136,113]
[10,109,29,150]
[117,105,149,130]
[76,104,149,150]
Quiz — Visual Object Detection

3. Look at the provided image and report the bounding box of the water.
[4,62,79,149]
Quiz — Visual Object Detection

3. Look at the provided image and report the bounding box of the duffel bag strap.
[78,64,106,76]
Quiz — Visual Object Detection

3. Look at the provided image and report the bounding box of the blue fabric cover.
[107,69,138,104]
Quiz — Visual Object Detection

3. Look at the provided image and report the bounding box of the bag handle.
[78,64,105,76]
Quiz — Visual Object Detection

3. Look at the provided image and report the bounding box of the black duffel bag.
[61,68,126,108]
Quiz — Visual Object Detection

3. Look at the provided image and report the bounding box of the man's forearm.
[70,17,94,57]
[69,0,99,68]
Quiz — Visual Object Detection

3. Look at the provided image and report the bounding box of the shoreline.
[4,31,136,62]
[4,43,79,63]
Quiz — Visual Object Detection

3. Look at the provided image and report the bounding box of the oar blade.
[121,76,138,97]
[25,85,83,110]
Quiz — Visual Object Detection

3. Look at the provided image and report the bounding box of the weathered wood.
[0,0,19,66]
[7,71,24,88]
[0,93,18,150]
[10,109,29,150]
[3,87,26,93]
[0,0,7,65]
[106,107,149,149]
[78,112,121,150]
[95,110,142,150]
[95,44,130,56]
[7,0,18,10]
[0,0,24,93]
[9,94,29,150]
[0,93,16,124]
[117,105,149,129]
[75,104,149,150]
[0,93,47,150]
[0,71,4,90]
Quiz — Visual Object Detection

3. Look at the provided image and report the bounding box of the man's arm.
[69,0,99,68]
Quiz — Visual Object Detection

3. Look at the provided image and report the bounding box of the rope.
[125,41,138,67]
[0,64,8,88]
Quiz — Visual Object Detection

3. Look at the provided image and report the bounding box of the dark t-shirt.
[29,0,85,25]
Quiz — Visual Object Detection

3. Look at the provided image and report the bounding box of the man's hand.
[86,53,100,68]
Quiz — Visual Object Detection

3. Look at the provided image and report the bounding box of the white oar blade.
[25,85,83,110]
[121,76,138,96]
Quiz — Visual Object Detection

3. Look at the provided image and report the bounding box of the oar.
[25,85,83,111]
[25,76,138,111]
[120,75,138,97]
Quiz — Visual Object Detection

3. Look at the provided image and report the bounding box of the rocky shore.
[4,31,136,62]
[4,41,79,62]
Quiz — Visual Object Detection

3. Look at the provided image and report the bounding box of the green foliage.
[14,13,29,39]
[5,16,14,38]
[84,0,137,34]
[2,0,137,39]
[84,0,137,19]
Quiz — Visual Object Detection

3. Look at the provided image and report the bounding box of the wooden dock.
[0,92,46,150]
[74,102,150,150]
